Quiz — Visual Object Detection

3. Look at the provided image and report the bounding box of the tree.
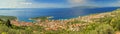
[5,20,12,28]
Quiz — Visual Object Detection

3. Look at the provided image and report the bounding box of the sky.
[0,0,120,8]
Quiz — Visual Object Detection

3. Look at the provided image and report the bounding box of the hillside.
[0,9,120,34]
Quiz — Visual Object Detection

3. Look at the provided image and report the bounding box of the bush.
[82,23,115,34]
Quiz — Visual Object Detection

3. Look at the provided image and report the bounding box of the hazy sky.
[0,0,120,8]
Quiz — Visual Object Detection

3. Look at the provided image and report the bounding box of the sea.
[0,7,119,22]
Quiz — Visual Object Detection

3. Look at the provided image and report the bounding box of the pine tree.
[6,19,12,28]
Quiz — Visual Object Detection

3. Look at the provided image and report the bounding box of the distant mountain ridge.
[71,6,120,9]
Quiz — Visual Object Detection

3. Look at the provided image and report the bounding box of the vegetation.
[0,9,120,34]
[0,16,17,20]
[30,16,52,22]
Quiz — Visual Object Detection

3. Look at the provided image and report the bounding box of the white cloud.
[68,0,120,7]
[68,0,90,7]
[20,2,32,5]
[1,0,120,8]
[0,0,29,8]
[68,0,86,4]
[109,0,120,7]
[26,3,68,8]
[0,0,68,8]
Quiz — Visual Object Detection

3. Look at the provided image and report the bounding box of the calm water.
[0,7,119,22]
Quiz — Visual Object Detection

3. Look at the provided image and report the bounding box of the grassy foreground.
[0,9,120,34]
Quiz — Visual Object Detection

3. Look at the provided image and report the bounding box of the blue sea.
[0,7,119,22]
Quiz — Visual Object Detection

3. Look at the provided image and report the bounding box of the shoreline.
[0,9,120,34]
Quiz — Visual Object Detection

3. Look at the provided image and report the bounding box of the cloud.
[31,3,67,8]
[0,0,68,8]
[109,0,120,7]
[68,0,120,7]
[20,2,32,5]
[68,0,91,7]
[1,0,120,8]
[0,0,29,8]
[68,0,86,4]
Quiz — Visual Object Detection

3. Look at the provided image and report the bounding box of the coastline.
[0,9,120,34]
